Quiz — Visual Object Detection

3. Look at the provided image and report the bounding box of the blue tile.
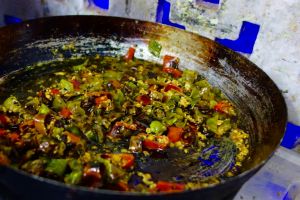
[92,0,109,10]
[156,0,185,30]
[215,21,260,54]
[202,0,220,4]
[281,122,300,149]
[4,15,22,25]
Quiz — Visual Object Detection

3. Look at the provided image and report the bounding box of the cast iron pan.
[0,16,287,200]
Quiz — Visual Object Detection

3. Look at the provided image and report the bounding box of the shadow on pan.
[0,16,287,200]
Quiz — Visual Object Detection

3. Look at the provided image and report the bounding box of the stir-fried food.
[0,46,249,193]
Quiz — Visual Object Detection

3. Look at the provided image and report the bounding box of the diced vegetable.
[214,101,236,116]
[59,79,73,92]
[136,95,151,106]
[148,40,162,57]
[149,121,166,134]
[66,132,82,144]
[45,159,68,176]
[52,96,66,111]
[72,59,88,71]
[162,67,182,78]
[167,126,184,143]
[0,114,10,126]
[124,45,136,61]
[156,181,185,192]
[3,96,22,113]
[51,88,60,95]
[143,135,169,150]
[71,79,81,90]
[164,84,182,92]
[206,116,218,134]
[34,114,47,135]
[65,171,82,185]
[59,107,72,118]
[39,104,51,115]
[110,153,135,169]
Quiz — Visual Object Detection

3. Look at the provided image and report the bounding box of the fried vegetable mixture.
[0,46,249,193]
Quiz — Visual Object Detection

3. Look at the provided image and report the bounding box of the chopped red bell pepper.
[0,128,6,136]
[115,121,137,130]
[163,55,179,68]
[34,114,47,135]
[167,127,184,143]
[71,79,81,91]
[37,91,43,97]
[124,45,136,61]
[143,135,169,151]
[111,153,135,169]
[95,95,109,106]
[162,67,182,78]
[0,114,10,126]
[156,181,185,192]
[108,121,137,139]
[7,132,20,142]
[164,84,182,92]
[129,135,143,152]
[0,153,10,165]
[19,120,35,133]
[83,166,102,187]
[50,88,60,95]
[66,132,81,144]
[162,55,182,78]
[136,95,151,106]
[116,181,129,191]
[59,107,72,118]
[110,80,121,89]
[214,101,231,114]
[120,154,135,169]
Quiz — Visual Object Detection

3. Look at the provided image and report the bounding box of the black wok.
[0,16,287,200]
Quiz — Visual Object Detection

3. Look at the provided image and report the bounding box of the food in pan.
[0,45,249,193]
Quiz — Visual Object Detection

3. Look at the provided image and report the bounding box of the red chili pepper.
[143,136,169,151]
[136,95,151,106]
[124,45,136,61]
[59,107,72,118]
[164,84,182,92]
[71,79,81,91]
[167,127,184,143]
[50,88,60,95]
[156,181,185,192]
